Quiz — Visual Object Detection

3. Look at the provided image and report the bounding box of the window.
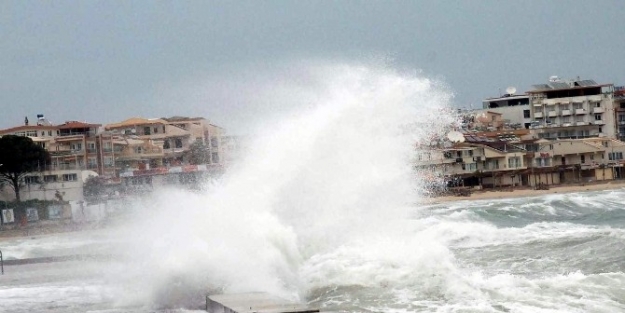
[595,114,602,120]
[62,174,78,181]
[143,127,151,135]
[163,140,170,149]
[595,102,601,107]
[24,176,40,184]
[175,138,183,148]
[211,152,220,164]
[508,157,521,168]
[104,156,113,166]
[87,158,97,168]
[486,159,499,169]
[48,131,52,136]
[153,126,159,134]
[44,175,58,183]
[26,131,37,137]
[599,127,603,133]
[71,143,82,151]
[211,137,219,148]
[581,155,586,164]
[561,116,571,123]
[609,152,624,160]
[523,110,530,118]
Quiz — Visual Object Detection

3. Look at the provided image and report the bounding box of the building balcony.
[576,121,587,126]
[575,109,586,115]
[548,111,557,117]
[562,122,572,127]
[115,147,164,160]
[560,109,571,116]
[86,148,97,154]
[534,112,544,118]
[593,120,605,125]
[592,107,605,114]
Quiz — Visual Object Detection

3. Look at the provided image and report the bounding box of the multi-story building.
[0,115,116,177]
[528,78,616,140]
[105,116,224,170]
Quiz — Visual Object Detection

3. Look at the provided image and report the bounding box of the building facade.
[528,78,616,140]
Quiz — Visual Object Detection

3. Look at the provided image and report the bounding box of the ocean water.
[1,63,624,312]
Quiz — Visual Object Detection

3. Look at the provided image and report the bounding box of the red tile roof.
[57,121,101,129]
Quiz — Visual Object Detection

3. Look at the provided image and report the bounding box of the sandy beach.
[427,180,625,204]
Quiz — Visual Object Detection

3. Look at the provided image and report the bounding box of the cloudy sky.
[2,1,624,133]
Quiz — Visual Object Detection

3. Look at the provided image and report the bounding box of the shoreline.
[425,180,625,204]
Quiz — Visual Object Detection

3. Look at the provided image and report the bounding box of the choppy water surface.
[1,64,624,312]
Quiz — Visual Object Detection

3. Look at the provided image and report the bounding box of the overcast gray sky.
[2,1,624,133]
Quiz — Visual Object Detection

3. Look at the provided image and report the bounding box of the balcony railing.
[575,109,586,115]
[548,111,557,117]
[592,107,605,114]
[593,120,605,125]
[534,112,544,118]
[560,109,571,116]
[576,121,587,126]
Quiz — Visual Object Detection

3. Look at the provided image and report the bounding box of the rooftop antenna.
[505,86,517,95]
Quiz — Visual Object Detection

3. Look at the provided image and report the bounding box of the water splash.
[108,61,457,308]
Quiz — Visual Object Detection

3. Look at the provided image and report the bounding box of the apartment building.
[105,116,223,169]
[0,116,116,177]
[528,78,616,140]
[418,127,625,190]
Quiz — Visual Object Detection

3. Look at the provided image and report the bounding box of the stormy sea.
[0,64,623,313]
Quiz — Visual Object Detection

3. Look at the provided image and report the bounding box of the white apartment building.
[528,78,616,140]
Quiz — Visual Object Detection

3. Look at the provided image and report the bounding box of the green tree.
[0,135,50,202]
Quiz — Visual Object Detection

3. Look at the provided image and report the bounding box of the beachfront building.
[0,115,116,177]
[419,130,625,191]
[105,116,224,170]
[0,169,92,202]
[528,77,616,140]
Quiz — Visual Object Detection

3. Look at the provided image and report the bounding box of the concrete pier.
[206,292,319,313]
